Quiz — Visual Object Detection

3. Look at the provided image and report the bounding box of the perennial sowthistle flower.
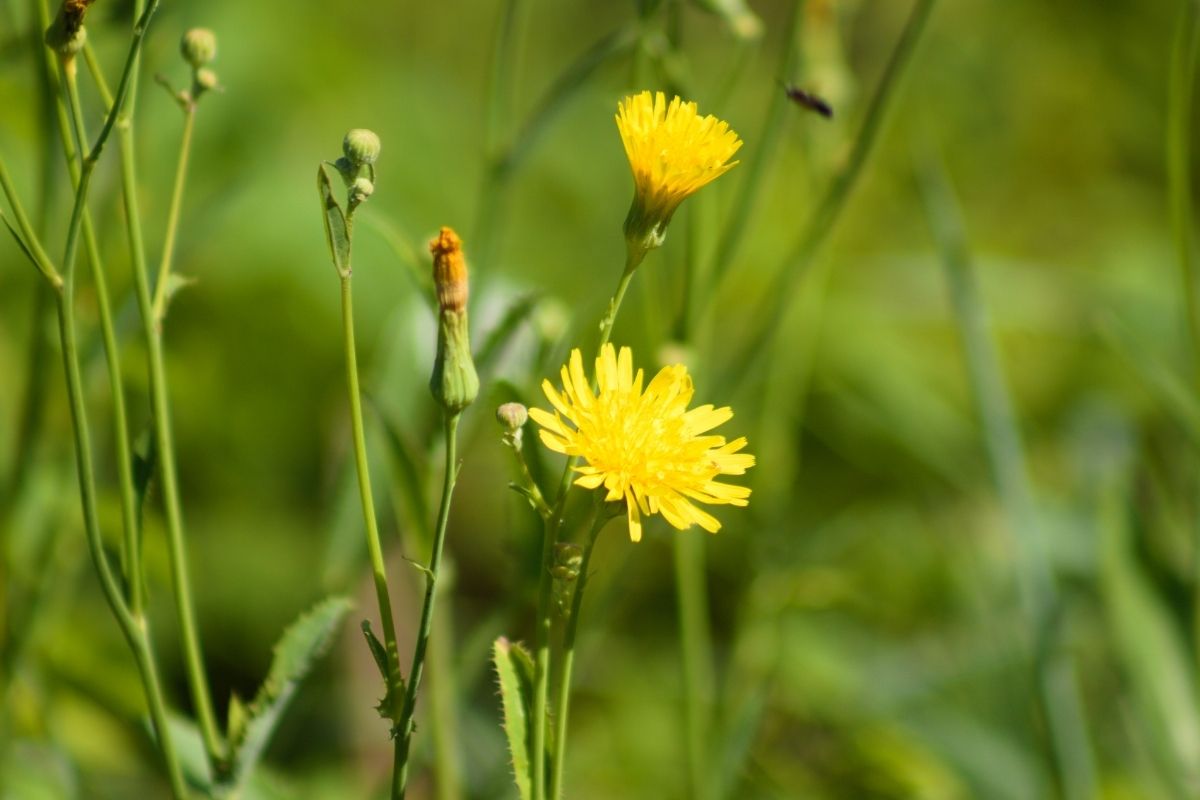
[616,90,742,259]
[530,344,754,541]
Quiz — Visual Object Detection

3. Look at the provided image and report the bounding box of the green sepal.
[430,309,479,413]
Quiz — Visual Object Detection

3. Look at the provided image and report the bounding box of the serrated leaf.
[493,636,534,800]
[225,596,353,790]
[318,166,350,277]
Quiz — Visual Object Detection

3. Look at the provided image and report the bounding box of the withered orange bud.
[430,226,468,313]
[428,226,477,413]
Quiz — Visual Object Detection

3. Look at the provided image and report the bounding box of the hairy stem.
[548,510,607,800]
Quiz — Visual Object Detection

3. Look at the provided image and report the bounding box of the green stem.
[82,41,115,109]
[63,67,143,614]
[340,269,405,800]
[704,0,804,298]
[548,510,607,800]
[717,0,937,387]
[473,0,531,270]
[426,598,463,800]
[916,150,1096,800]
[48,67,186,792]
[1170,0,1200,381]
[531,251,640,799]
[151,103,196,323]
[396,413,462,798]
[0,156,60,286]
[108,15,223,772]
[674,532,714,800]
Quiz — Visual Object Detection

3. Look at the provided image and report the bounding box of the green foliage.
[493,637,535,800]
[223,596,353,791]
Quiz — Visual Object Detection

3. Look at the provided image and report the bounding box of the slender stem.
[396,413,462,797]
[717,0,937,387]
[151,104,196,323]
[340,270,405,799]
[473,0,531,270]
[532,252,640,799]
[548,511,607,800]
[63,68,143,613]
[673,532,714,800]
[50,79,186,794]
[531,514,556,800]
[426,600,463,800]
[705,0,804,297]
[0,156,60,286]
[116,72,224,785]
[82,41,115,110]
[916,150,1096,800]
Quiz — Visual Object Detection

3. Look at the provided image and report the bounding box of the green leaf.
[318,166,351,277]
[493,636,534,800]
[225,596,353,790]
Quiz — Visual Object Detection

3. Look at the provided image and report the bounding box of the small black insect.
[782,84,834,120]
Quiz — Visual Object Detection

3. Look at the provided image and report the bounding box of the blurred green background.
[2,0,1197,797]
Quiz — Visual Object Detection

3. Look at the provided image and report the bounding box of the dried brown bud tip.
[430,226,468,313]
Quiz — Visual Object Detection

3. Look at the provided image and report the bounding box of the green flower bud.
[343,129,381,168]
[496,402,528,449]
[350,177,374,205]
[181,28,217,68]
[496,403,528,433]
[429,228,478,414]
[194,67,219,92]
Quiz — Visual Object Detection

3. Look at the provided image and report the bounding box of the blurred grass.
[3,0,1200,797]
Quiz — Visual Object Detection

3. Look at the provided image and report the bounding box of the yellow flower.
[529,344,754,542]
[616,91,742,257]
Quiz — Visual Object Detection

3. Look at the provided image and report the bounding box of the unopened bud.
[181,28,217,68]
[343,129,381,168]
[496,402,528,448]
[194,67,219,92]
[429,227,478,414]
[350,177,374,205]
[496,402,528,432]
[430,227,468,313]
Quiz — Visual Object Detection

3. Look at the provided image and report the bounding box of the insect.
[781,84,834,120]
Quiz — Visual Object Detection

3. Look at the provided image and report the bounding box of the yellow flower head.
[530,344,754,542]
[616,91,742,256]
